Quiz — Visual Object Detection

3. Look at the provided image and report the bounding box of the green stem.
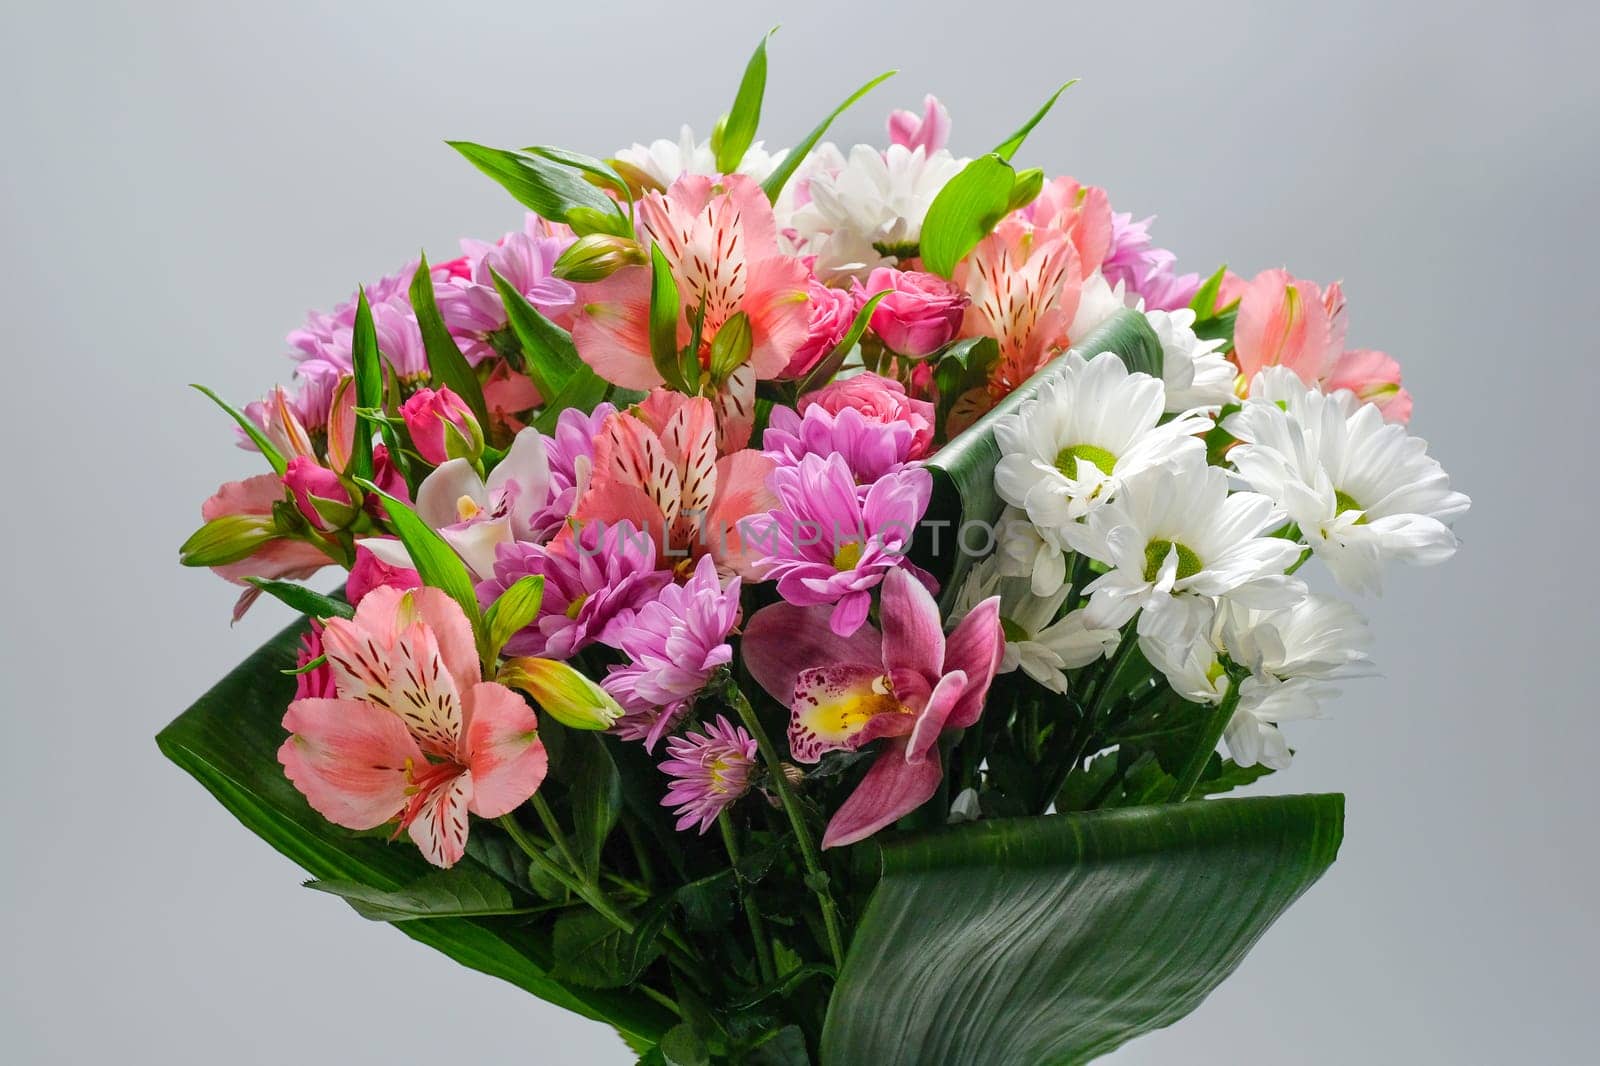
[638,984,683,1018]
[531,793,584,878]
[1168,680,1243,802]
[720,813,776,984]
[722,674,847,967]
[498,813,635,935]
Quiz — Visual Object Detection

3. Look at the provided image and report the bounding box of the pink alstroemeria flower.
[743,567,1003,848]
[279,587,548,868]
[1023,177,1114,278]
[571,174,810,390]
[1324,348,1413,423]
[565,390,776,579]
[361,427,552,579]
[957,217,1084,400]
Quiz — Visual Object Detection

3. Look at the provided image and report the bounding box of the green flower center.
[1143,539,1203,583]
[1000,616,1031,643]
[833,541,865,571]
[1054,443,1119,480]
[1333,489,1368,524]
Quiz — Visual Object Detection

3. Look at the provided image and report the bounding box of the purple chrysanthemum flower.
[286,261,417,370]
[527,403,615,541]
[478,519,671,660]
[437,228,577,365]
[755,452,934,637]
[659,715,759,834]
[762,403,919,486]
[1102,212,1201,312]
[602,554,742,751]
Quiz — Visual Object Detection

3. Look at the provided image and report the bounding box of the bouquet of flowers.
[164,37,1468,1065]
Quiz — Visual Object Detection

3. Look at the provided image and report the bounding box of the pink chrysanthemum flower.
[527,402,614,541]
[755,453,934,637]
[762,402,920,485]
[437,224,578,365]
[602,554,742,750]
[1102,211,1201,313]
[658,715,759,834]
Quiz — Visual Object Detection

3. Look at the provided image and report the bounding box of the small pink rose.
[801,372,936,460]
[346,542,422,606]
[283,456,357,532]
[779,280,861,380]
[858,267,967,358]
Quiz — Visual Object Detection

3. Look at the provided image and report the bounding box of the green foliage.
[552,729,623,884]
[243,579,353,621]
[410,255,489,428]
[918,154,1016,279]
[352,481,483,651]
[820,795,1344,1065]
[761,71,897,203]
[714,30,774,174]
[992,80,1077,161]
[305,867,542,922]
[552,908,660,989]
[648,243,692,391]
[794,290,890,397]
[449,141,630,236]
[190,384,288,475]
[483,574,546,663]
[349,288,381,481]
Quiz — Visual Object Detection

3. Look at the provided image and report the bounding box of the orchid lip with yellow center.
[1143,538,1204,583]
[1054,443,1118,481]
[455,494,483,522]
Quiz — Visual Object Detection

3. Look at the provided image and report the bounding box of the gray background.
[3,1,1595,1062]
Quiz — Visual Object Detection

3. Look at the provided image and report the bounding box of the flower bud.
[708,311,753,384]
[565,204,632,239]
[283,456,360,532]
[499,657,624,731]
[178,512,280,567]
[553,233,647,283]
[401,386,483,466]
[1007,167,1045,214]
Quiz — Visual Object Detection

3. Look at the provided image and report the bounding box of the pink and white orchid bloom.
[571,174,810,391]
[564,390,776,579]
[360,427,552,579]
[279,586,548,868]
[743,567,1004,848]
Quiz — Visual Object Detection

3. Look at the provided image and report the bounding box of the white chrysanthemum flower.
[614,125,786,189]
[1072,456,1305,634]
[954,558,1120,693]
[1225,368,1470,594]
[995,506,1071,596]
[787,143,968,281]
[1144,307,1237,413]
[1069,270,1128,341]
[994,352,1211,538]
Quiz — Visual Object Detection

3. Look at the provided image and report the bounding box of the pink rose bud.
[801,372,937,460]
[857,267,967,359]
[283,456,358,532]
[780,280,860,380]
[346,542,422,606]
[401,386,483,466]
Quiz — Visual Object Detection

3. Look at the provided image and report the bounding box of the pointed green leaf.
[354,481,483,649]
[918,154,1016,279]
[647,243,688,391]
[552,908,655,989]
[1190,263,1229,321]
[449,141,630,237]
[761,70,897,203]
[349,288,381,481]
[491,266,585,399]
[523,146,634,207]
[410,255,489,429]
[190,384,288,476]
[821,794,1344,1065]
[992,80,1078,161]
[244,579,353,620]
[659,1024,712,1066]
[483,574,545,662]
[552,730,622,883]
[306,867,545,922]
[795,289,891,396]
[716,30,774,174]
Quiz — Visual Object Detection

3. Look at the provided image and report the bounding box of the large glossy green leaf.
[820,794,1343,1065]
[157,614,674,1044]
[915,308,1162,599]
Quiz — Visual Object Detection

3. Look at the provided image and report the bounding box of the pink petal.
[570,266,662,390]
[279,697,422,830]
[821,736,944,849]
[907,669,968,764]
[706,450,778,579]
[462,682,548,818]
[407,773,473,868]
[829,591,873,637]
[742,602,883,711]
[1233,269,1339,383]
[742,255,812,380]
[879,567,945,685]
[942,595,1004,730]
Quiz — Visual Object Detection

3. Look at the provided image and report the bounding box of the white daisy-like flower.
[787,143,968,281]
[613,125,786,189]
[1224,368,1470,594]
[1144,307,1237,414]
[953,558,1120,693]
[1072,456,1305,634]
[994,352,1211,537]
[1068,270,1128,342]
[995,506,1071,596]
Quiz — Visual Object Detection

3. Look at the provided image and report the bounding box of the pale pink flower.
[800,372,936,460]
[346,542,421,606]
[1023,177,1114,277]
[743,567,1003,848]
[279,586,548,868]
[1325,348,1413,423]
[659,715,759,833]
[857,267,967,358]
[887,95,952,155]
[200,474,332,621]
[780,280,860,380]
[1231,268,1345,384]
[401,386,483,466]
[571,174,810,389]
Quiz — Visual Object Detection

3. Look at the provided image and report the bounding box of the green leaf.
[1189,263,1229,321]
[1191,753,1278,799]
[491,267,585,399]
[354,482,483,650]
[715,29,774,174]
[349,288,381,481]
[554,731,622,883]
[820,794,1344,1065]
[930,335,1000,433]
[449,141,630,236]
[918,154,1016,279]
[659,1023,712,1066]
[648,243,688,391]
[795,290,891,396]
[523,145,633,206]
[305,867,542,922]
[916,308,1162,597]
[156,616,673,1045]
[761,70,896,203]
[992,80,1077,162]
[552,908,656,989]
[244,579,353,620]
[190,384,288,475]
[483,574,545,663]
[745,1026,810,1066]
[410,254,489,429]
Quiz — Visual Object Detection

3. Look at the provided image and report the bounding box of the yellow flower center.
[1054,443,1118,480]
[1143,539,1203,583]
[833,540,865,571]
[455,494,483,522]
